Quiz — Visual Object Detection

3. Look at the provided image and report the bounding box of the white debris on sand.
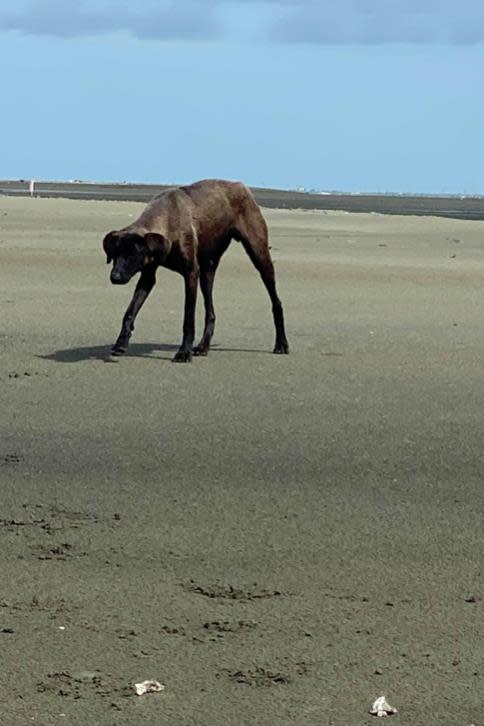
[369,695,398,717]
[134,679,165,696]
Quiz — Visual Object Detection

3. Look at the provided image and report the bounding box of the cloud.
[271,0,484,45]
[0,0,221,41]
[2,0,484,44]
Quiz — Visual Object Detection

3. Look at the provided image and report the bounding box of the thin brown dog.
[103,179,289,362]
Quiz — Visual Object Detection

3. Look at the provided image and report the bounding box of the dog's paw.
[111,345,127,356]
[173,349,192,363]
[193,345,209,357]
[273,341,289,355]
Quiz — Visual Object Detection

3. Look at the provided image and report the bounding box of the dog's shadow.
[39,343,179,363]
[39,342,271,363]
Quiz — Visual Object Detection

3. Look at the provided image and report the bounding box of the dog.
[103,179,289,362]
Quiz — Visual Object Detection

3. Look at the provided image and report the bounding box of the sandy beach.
[1,195,484,725]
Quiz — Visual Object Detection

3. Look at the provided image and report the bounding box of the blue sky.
[2,0,484,193]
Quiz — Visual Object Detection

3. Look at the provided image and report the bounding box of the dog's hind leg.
[111,267,156,356]
[236,217,289,354]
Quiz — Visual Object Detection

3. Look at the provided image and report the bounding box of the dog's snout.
[110,269,124,284]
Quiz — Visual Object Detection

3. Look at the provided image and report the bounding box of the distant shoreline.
[2,179,484,220]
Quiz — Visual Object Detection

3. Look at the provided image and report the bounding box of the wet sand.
[1,196,484,725]
[3,178,484,219]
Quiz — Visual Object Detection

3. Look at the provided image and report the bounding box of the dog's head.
[103,230,171,284]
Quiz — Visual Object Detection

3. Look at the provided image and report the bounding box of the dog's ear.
[103,231,119,264]
[144,232,171,263]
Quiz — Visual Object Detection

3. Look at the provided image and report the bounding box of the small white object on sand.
[134,680,165,696]
[369,695,398,717]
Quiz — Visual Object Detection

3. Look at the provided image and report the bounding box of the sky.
[1,0,484,194]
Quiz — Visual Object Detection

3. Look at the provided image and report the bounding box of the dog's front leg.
[173,269,198,362]
[112,268,156,355]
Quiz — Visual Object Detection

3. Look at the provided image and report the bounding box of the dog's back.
[135,179,261,246]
